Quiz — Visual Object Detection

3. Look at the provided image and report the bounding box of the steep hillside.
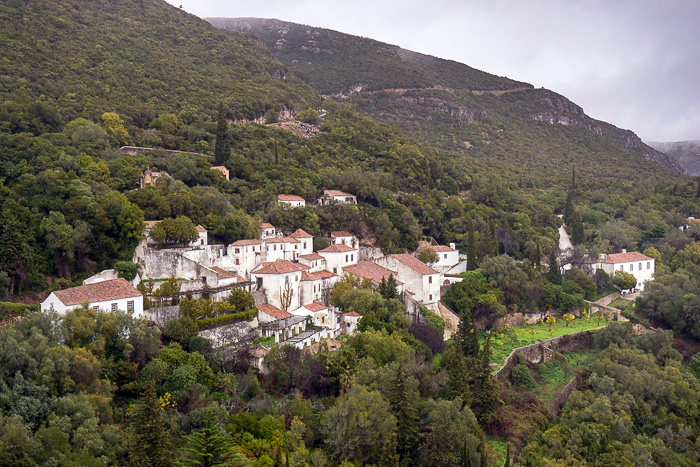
[648,141,700,175]
[0,1,320,127]
[210,17,683,179]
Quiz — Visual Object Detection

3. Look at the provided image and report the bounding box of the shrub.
[512,363,536,389]
[419,305,445,336]
[196,309,254,330]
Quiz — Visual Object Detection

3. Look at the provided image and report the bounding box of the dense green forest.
[2,0,700,465]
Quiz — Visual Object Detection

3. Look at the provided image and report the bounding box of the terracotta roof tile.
[303,302,328,312]
[289,229,313,238]
[687,217,700,223]
[53,279,141,306]
[599,252,653,264]
[344,262,403,285]
[301,270,337,281]
[253,260,304,275]
[267,237,299,244]
[428,245,457,252]
[231,239,262,246]
[299,253,324,261]
[278,194,305,201]
[331,231,352,237]
[324,190,353,197]
[260,223,275,229]
[319,244,356,253]
[257,304,293,320]
[391,253,439,275]
[195,225,207,233]
[210,266,236,279]
[344,311,361,317]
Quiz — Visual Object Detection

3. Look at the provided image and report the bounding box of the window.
[444,254,448,259]
[429,294,433,301]
[127,300,134,312]
[351,254,354,261]
[236,259,240,265]
[647,262,650,269]
[639,263,642,270]
[93,306,99,312]
[620,265,624,271]
[345,254,348,262]
[111,303,117,312]
[429,276,432,284]
[333,268,337,274]
[235,248,240,254]
[304,242,307,249]
[274,245,277,251]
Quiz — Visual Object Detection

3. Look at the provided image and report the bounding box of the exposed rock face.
[648,140,700,175]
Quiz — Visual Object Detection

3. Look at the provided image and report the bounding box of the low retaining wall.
[144,306,180,327]
[493,330,595,381]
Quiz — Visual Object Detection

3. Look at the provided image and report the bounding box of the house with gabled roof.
[264,237,301,262]
[292,302,337,330]
[229,238,263,276]
[277,194,306,208]
[41,278,143,317]
[250,260,306,311]
[374,254,441,307]
[591,250,655,290]
[343,262,405,295]
[300,270,338,305]
[260,223,276,239]
[330,231,357,248]
[319,190,357,205]
[342,311,361,334]
[318,243,358,275]
[298,253,326,272]
[288,229,314,256]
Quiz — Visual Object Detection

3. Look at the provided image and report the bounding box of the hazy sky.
[166,0,699,142]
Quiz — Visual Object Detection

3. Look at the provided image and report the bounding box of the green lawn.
[485,315,611,369]
[608,297,634,312]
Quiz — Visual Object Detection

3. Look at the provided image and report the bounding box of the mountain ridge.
[647,140,700,176]
[209,17,684,177]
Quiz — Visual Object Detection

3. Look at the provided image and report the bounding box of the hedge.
[197,309,254,330]
[419,305,445,337]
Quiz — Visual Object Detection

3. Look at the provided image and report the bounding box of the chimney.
[598,253,607,261]
[622,249,627,253]
[449,243,456,250]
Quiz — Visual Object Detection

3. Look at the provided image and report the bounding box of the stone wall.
[144,306,180,327]
[478,311,554,330]
[437,301,460,340]
[358,246,383,261]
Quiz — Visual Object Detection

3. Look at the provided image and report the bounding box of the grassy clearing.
[533,351,599,405]
[485,315,610,369]
[608,297,634,312]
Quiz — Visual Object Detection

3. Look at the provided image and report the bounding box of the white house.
[277,194,306,208]
[41,278,144,317]
[591,251,656,291]
[330,231,357,248]
[342,311,361,334]
[250,260,305,311]
[300,270,338,305]
[288,229,314,256]
[318,243,358,275]
[298,253,326,272]
[264,237,301,262]
[260,223,276,239]
[343,261,405,295]
[292,302,336,329]
[256,303,293,323]
[374,254,441,308]
[229,239,263,276]
[425,244,460,270]
[319,190,357,205]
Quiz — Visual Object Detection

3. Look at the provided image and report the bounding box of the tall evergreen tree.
[214,103,230,165]
[467,222,477,271]
[547,250,561,284]
[129,380,172,467]
[388,365,418,462]
[569,209,584,244]
[378,274,399,300]
[176,411,237,467]
[378,432,400,467]
[455,309,479,358]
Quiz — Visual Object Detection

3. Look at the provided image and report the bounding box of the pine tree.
[461,437,472,467]
[129,380,172,467]
[176,411,236,467]
[214,103,230,165]
[379,274,399,300]
[547,250,561,284]
[503,443,511,467]
[570,209,584,244]
[378,432,400,467]
[467,222,477,271]
[388,365,418,462]
[455,309,480,358]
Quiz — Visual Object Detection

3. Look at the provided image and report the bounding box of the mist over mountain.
[647,141,700,176]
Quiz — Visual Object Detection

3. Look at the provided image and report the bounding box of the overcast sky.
[167,0,699,142]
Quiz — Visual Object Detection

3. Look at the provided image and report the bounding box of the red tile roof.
[331,231,352,237]
[687,217,700,223]
[144,220,160,230]
[598,252,653,264]
[319,244,356,253]
[210,266,236,279]
[278,194,305,202]
[257,304,293,320]
[344,311,361,317]
[195,225,207,233]
[236,275,248,283]
[231,239,261,246]
[253,260,304,275]
[303,302,328,312]
[289,229,313,238]
[267,237,299,244]
[344,262,403,285]
[324,190,353,197]
[260,223,275,229]
[299,253,324,261]
[301,270,337,281]
[53,279,141,306]
[428,245,456,252]
[391,254,439,275]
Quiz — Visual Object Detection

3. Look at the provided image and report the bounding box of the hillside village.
[41,185,659,371]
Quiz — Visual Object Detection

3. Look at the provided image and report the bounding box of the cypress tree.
[378,432,400,467]
[388,365,418,462]
[467,222,477,271]
[129,380,172,467]
[570,209,584,244]
[547,250,561,284]
[504,443,511,467]
[214,103,230,165]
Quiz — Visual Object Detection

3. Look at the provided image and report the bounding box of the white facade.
[229,239,263,277]
[298,253,326,272]
[251,262,303,311]
[260,223,276,239]
[318,244,358,275]
[427,244,460,270]
[277,194,306,207]
[41,278,144,318]
[374,254,441,307]
[319,190,357,205]
[592,251,655,290]
[300,270,338,305]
